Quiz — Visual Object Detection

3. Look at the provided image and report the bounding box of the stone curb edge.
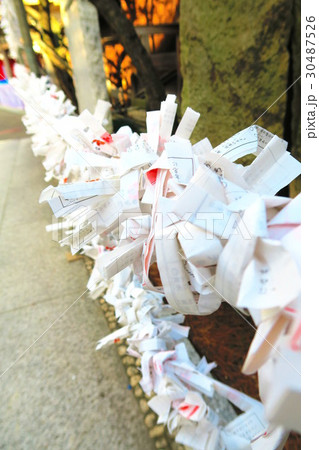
[83,256,186,450]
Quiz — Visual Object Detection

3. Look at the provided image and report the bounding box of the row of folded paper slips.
[11,64,301,450]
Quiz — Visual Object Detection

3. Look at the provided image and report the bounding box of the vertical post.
[60,0,112,130]
[12,0,40,76]
[0,46,13,78]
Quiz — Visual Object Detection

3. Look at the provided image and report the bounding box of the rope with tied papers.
[10,64,301,449]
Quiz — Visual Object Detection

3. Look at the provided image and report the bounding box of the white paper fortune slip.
[159,94,178,141]
[54,179,120,199]
[175,107,200,140]
[212,125,274,162]
[165,140,195,185]
[242,135,301,196]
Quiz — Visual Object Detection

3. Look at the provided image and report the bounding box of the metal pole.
[12,0,40,76]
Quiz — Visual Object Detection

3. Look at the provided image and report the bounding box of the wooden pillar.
[11,0,40,76]
[60,0,112,130]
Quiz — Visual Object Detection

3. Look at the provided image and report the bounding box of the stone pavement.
[0,135,155,450]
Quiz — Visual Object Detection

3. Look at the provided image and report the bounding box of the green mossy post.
[289,0,301,197]
[180,0,300,195]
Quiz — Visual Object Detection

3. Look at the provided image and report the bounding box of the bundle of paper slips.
[10,64,301,449]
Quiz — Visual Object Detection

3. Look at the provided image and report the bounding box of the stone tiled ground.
[0,136,155,450]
